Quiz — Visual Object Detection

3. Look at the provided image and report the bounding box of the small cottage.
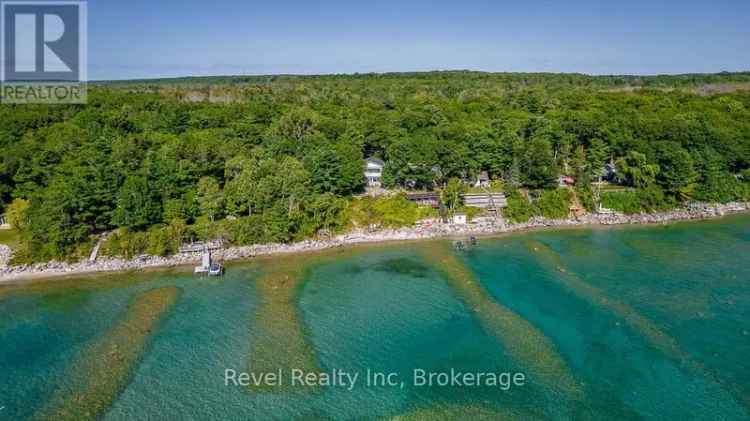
[474,171,490,188]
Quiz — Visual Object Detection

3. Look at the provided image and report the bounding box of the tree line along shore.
[1,201,747,283]
[1,71,749,268]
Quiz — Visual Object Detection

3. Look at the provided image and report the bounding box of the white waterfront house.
[364,157,385,187]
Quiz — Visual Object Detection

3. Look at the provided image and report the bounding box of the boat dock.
[194,247,224,276]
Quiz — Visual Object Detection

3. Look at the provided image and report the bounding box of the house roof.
[365,157,385,166]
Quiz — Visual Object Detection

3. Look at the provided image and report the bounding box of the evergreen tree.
[113,176,162,230]
[521,137,558,189]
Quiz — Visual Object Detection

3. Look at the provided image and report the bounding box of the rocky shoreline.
[1,201,748,284]
[0,244,11,270]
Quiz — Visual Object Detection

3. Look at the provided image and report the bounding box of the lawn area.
[466,180,505,194]
[0,229,19,248]
[595,182,635,192]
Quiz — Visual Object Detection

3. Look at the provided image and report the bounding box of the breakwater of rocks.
[1,201,748,283]
[0,244,11,269]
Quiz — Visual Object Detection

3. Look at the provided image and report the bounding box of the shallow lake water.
[2,215,749,420]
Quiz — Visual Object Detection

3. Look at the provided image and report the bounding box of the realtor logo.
[1,0,87,103]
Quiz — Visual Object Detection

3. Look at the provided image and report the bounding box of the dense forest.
[2,71,750,263]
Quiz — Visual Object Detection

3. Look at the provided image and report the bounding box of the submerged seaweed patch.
[35,286,181,421]
[374,257,431,278]
[343,263,366,275]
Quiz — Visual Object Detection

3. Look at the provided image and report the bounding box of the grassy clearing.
[0,228,19,247]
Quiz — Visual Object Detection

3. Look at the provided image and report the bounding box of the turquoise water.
[1,215,749,420]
